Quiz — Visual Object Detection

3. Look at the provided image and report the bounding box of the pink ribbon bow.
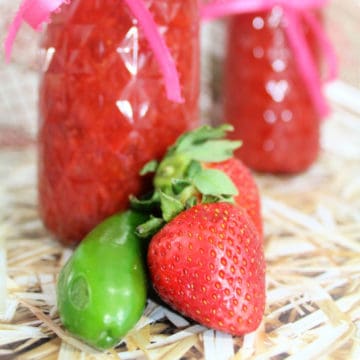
[4,0,184,103]
[202,0,338,117]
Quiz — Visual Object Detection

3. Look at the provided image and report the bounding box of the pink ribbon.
[202,0,338,117]
[4,0,184,103]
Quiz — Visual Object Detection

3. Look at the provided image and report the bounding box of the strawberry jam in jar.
[223,8,322,173]
[38,0,199,244]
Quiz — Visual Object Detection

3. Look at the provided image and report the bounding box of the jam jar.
[223,7,322,173]
[38,0,200,244]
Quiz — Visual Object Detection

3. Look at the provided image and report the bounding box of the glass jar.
[223,7,322,173]
[38,0,199,244]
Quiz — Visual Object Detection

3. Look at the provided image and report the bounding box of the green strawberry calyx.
[131,124,242,237]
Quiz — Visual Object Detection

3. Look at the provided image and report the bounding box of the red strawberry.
[206,158,263,237]
[147,202,266,335]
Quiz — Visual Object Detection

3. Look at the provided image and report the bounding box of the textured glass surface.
[38,0,199,244]
[223,8,321,173]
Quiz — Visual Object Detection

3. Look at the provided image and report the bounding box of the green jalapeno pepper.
[57,210,149,350]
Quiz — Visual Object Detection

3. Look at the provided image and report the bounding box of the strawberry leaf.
[175,124,234,153]
[185,196,198,208]
[160,191,185,222]
[193,169,239,196]
[172,125,241,162]
[202,194,235,204]
[140,160,159,175]
[171,179,192,195]
[184,139,242,162]
[129,192,160,212]
[184,160,202,178]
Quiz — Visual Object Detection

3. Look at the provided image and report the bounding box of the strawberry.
[206,158,263,237]
[147,202,266,335]
[133,125,266,334]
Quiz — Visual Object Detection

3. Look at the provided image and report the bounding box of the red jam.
[223,8,322,173]
[38,0,199,244]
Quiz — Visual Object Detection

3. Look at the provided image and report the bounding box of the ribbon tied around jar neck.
[202,0,338,117]
[4,0,184,103]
